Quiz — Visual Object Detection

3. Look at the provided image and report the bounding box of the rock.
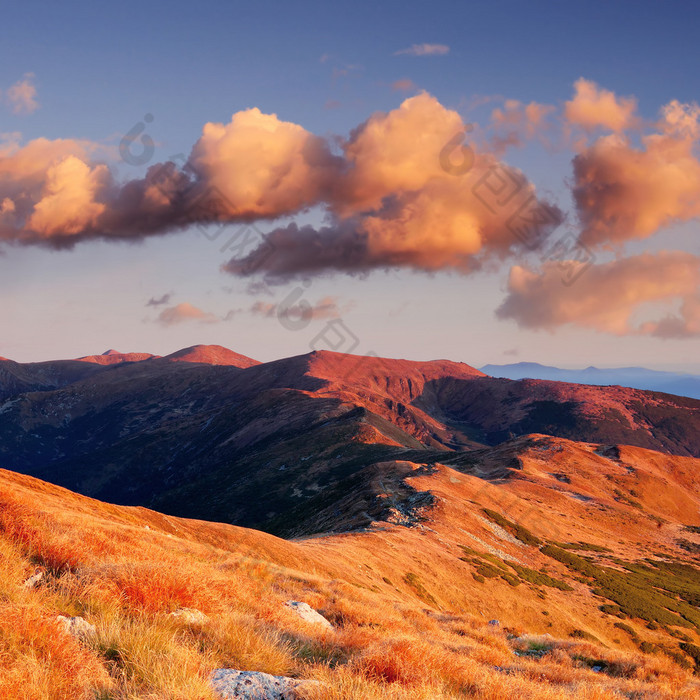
[55,615,97,640]
[168,608,209,625]
[23,568,45,589]
[284,601,333,631]
[210,669,320,699]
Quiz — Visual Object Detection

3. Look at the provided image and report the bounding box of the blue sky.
[1,1,699,370]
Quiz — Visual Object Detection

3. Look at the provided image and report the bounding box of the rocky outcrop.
[55,615,97,640]
[284,601,333,631]
[168,607,210,625]
[210,669,320,699]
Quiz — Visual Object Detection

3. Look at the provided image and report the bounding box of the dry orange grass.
[0,468,699,699]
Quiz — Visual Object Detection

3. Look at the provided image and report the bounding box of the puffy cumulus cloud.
[339,93,464,212]
[573,100,700,247]
[186,108,340,219]
[565,78,637,132]
[0,94,561,277]
[156,302,220,326]
[394,44,450,56]
[27,156,109,236]
[5,74,39,114]
[0,109,337,245]
[497,251,700,336]
[224,94,562,279]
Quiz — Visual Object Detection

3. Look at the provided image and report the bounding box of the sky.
[1,1,699,371]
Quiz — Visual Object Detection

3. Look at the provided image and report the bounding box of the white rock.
[284,601,333,631]
[23,568,44,589]
[211,669,320,699]
[55,615,97,640]
[168,607,209,625]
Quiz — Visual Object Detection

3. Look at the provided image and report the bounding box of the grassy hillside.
[3,435,700,699]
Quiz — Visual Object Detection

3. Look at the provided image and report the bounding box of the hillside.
[1,347,700,533]
[2,435,700,698]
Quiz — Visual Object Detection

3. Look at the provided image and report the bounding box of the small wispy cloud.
[394,43,449,57]
[391,78,417,92]
[249,296,347,321]
[156,302,220,326]
[146,293,172,307]
[4,74,39,114]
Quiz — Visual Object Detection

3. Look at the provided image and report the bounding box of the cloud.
[394,44,450,57]
[489,99,555,151]
[5,74,39,115]
[641,293,700,338]
[497,251,700,336]
[573,99,700,247]
[224,94,562,279]
[565,78,637,132]
[0,93,560,281]
[146,293,172,307]
[0,109,342,246]
[156,302,220,326]
[186,107,341,219]
[392,78,417,92]
[249,296,344,320]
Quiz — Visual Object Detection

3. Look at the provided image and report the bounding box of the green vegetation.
[679,642,700,671]
[482,509,542,546]
[541,545,700,630]
[613,489,644,510]
[403,573,439,608]
[505,562,573,591]
[554,541,612,553]
[459,546,571,590]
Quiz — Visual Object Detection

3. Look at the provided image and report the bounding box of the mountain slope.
[2,442,700,698]
[1,347,700,533]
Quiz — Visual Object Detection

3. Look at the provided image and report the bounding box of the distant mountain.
[481,362,700,400]
[76,349,160,365]
[1,346,700,534]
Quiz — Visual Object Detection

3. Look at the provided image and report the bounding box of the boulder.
[23,568,45,589]
[55,615,97,640]
[210,669,320,699]
[284,601,333,631]
[168,607,210,625]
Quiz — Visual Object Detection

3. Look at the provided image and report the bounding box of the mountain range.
[1,345,700,535]
[4,345,700,697]
[481,362,700,400]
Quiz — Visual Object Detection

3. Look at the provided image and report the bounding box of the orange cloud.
[5,74,39,115]
[392,78,417,92]
[0,94,561,275]
[224,94,562,278]
[156,303,220,326]
[565,78,637,132]
[497,251,700,337]
[573,100,700,247]
[187,108,340,219]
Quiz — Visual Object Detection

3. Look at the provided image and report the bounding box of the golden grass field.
[2,433,700,699]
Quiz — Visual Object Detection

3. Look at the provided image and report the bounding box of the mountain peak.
[162,344,260,368]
